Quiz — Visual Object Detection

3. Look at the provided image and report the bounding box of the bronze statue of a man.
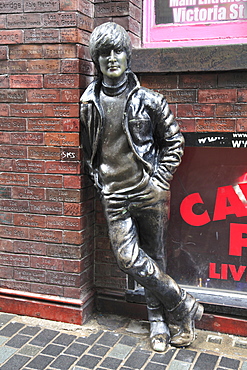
[80,22,203,352]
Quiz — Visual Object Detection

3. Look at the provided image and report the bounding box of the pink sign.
[143,0,247,48]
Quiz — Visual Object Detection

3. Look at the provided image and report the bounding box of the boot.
[147,304,170,352]
[168,290,204,347]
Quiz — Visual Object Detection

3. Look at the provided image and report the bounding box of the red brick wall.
[0,0,96,321]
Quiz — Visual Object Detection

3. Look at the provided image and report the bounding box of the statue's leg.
[102,185,203,350]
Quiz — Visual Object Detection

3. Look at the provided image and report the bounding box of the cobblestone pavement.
[0,312,246,370]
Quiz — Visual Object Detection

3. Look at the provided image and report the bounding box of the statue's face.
[98,48,128,83]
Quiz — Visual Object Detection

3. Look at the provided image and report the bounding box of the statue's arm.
[152,96,185,190]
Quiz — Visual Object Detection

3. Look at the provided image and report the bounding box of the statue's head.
[89,22,132,74]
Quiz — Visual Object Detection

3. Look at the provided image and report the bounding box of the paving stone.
[0,346,17,364]
[108,343,132,360]
[88,344,110,357]
[49,354,77,369]
[194,353,219,370]
[5,334,31,348]
[100,357,122,369]
[52,333,76,346]
[0,322,24,337]
[219,357,240,369]
[29,329,59,347]
[64,342,88,357]
[0,336,8,346]
[123,350,150,369]
[19,344,41,357]
[144,362,167,370]
[0,353,30,370]
[25,354,54,369]
[76,354,101,369]
[76,331,103,345]
[19,326,42,336]
[151,348,176,365]
[0,314,15,327]
[118,335,138,347]
[97,332,121,346]
[175,349,197,363]
[169,360,192,370]
[41,343,65,356]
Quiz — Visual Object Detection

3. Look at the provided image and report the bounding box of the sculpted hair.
[89,22,132,73]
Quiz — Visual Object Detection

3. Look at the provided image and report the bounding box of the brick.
[64,202,83,216]
[0,224,29,239]
[0,118,26,131]
[14,267,46,282]
[177,118,196,132]
[64,175,81,189]
[0,103,9,116]
[27,59,60,74]
[95,2,129,17]
[62,118,79,131]
[0,199,29,213]
[25,29,59,43]
[0,252,29,267]
[237,119,247,132]
[14,213,45,228]
[0,60,7,73]
[24,0,59,12]
[0,46,7,60]
[31,282,63,296]
[29,228,62,243]
[196,118,236,132]
[0,173,28,186]
[45,132,79,146]
[63,230,84,245]
[13,240,46,255]
[0,30,23,43]
[44,74,79,88]
[216,103,247,118]
[60,28,79,43]
[0,239,13,252]
[0,14,6,29]
[78,13,93,32]
[12,186,45,200]
[9,44,43,59]
[238,89,247,103]
[46,243,82,259]
[0,74,9,88]
[0,89,26,103]
[30,256,63,271]
[198,89,237,103]
[7,13,42,28]
[8,60,28,73]
[30,201,63,215]
[64,255,92,273]
[0,279,31,291]
[11,132,44,145]
[141,74,177,90]
[28,118,61,131]
[0,212,12,225]
[163,89,196,103]
[79,59,94,76]
[61,59,79,74]
[218,71,247,88]
[46,189,81,202]
[10,75,43,88]
[29,174,63,188]
[60,89,80,103]
[63,286,81,299]
[46,270,81,287]
[47,215,82,230]
[28,146,60,160]
[43,11,77,27]
[13,159,45,173]
[0,265,13,279]
[179,73,217,88]
[177,104,215,118]
[44,104,79,118]
[27,89,60,103]
[43,44,77,58]
[0,0,23,13]
[61,147,81,161]
[45,161,80,174]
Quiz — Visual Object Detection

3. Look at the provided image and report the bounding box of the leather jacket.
[80,71,184,191]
